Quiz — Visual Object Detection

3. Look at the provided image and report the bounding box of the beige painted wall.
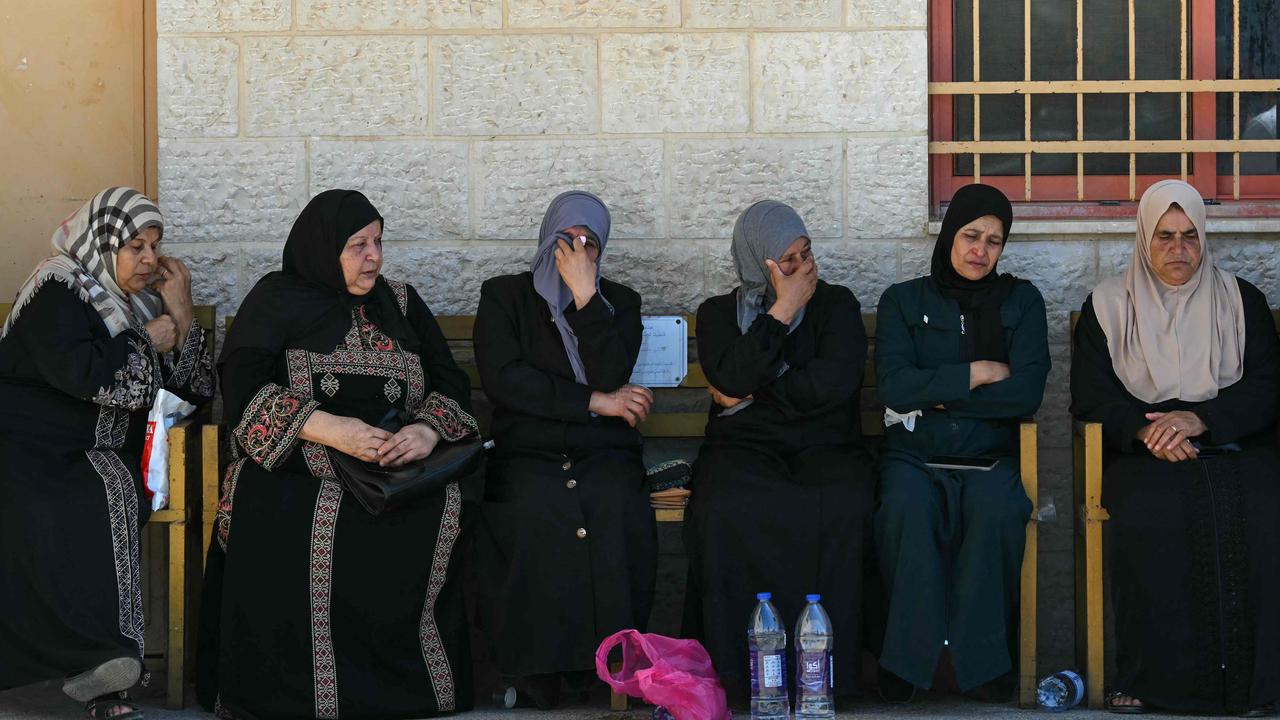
[0,0,147,298]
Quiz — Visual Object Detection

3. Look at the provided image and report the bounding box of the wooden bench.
[201,311,1040,707]
[1070,309,1280,709]
[0,302,214,709]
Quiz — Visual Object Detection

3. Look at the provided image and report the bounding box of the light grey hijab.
[530,190,613,384]
[731,200,810,333]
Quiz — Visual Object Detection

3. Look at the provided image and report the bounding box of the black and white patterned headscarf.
[2,187,164,339]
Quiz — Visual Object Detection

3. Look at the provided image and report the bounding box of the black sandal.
[85,692,144,720]
[1106,691,1149,714]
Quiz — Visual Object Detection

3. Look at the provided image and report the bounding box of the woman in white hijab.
[1070,180,1280,716]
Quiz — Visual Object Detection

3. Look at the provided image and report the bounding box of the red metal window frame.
[928,0,1280,214]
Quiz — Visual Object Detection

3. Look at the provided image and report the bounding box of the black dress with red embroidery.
[0,280,214,692]
[198,279,478,720]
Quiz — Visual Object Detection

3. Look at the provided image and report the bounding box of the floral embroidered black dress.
[0,281,214,690]
[198,278,478,720]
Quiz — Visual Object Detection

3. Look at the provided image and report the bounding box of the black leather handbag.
[330,412,483,516]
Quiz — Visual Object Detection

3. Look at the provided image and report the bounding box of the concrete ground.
[0,680,1212,720]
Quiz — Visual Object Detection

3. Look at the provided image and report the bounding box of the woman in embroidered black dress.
[197,190,479,719]
[473,191,657,708]
[0,188,214,720]
[1070,180,1280,716]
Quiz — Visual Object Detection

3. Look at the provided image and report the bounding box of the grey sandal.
[63,657,141,703]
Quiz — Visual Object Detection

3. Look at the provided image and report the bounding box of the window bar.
[1024,0,1032,200]
[1076,0,1084,199]
[930,79,1280,94]
[1233,0,1240,199]
[1128,0,1136,200]
[1190,0,1218,200]
[974,0,982,183]
[1180,0,1188,181]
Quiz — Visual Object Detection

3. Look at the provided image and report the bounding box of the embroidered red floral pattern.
[234,383,319,471]
[215,459,246,552]
[355,305,394,351]
[414,391,479,442]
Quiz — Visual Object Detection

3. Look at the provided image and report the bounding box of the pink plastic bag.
[595,629,731,720]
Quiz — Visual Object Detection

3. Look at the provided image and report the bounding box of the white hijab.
[1091,179,1245,403]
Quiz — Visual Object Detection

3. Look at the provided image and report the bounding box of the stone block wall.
[155,0,931,322]
[155,0,1280,682]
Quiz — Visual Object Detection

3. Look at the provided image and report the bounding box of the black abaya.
[472,272,657,678]
[0,281,213,690]
[682,280,875,697]
[1070,278,1280,714]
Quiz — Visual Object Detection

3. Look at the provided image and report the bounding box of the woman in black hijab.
[872,184,1049,702]
[198,190,479,719]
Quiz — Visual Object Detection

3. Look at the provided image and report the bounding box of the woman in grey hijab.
[682,200,875,705]
[473,191,657,708]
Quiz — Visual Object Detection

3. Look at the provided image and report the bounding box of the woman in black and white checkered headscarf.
[0,187,214,719]
[2,187,166,340]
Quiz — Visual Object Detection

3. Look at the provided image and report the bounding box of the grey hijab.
[531,190,613,384]
[732,200,810,333]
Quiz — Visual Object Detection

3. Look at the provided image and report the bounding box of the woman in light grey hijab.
[682,199,875,704]
[530,190,616,385]
[731,199,812,335]
[473,190,657,708]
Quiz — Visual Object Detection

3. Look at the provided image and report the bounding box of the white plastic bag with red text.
[141,389,197,512]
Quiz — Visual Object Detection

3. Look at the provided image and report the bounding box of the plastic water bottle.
[1036,670,1085,711]
[794,595,834,720]
[748,592,789,720]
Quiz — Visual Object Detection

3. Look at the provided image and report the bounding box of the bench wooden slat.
[638,412,706,437]
[682,364,707,388]
[436,314,475,340]
[654,508,686,523]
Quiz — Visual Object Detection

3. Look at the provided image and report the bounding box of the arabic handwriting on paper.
[631,316,688,388]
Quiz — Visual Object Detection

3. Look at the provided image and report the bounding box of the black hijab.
[930,183,1020,362]
[220,190,418,367]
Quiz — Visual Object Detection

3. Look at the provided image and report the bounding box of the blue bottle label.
[750,650,786,692]
[797,651,831,695]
